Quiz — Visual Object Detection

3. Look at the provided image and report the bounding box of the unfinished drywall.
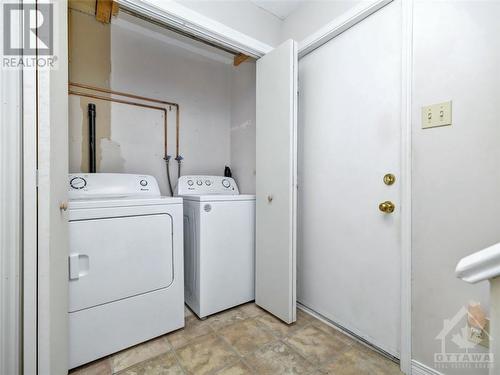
[69,10,256,195]
[69,8,112,173]
[412,1,500,373]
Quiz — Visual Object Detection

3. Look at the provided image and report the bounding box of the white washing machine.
[68,173,184,369]
[175,176,256,318]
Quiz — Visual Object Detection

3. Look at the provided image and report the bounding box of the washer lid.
[68,173,161,200]
[180,194,255,202]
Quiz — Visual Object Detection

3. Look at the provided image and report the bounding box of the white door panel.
[298,2,401,356]
[69,214,173,312]
[256,40,298,324]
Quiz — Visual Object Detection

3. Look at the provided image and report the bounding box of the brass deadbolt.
[379,201,395,214]
[383,173,396,186]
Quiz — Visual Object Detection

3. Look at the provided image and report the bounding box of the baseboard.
[411,360,444,375]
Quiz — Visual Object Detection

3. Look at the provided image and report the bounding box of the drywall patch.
[100,138,125,171]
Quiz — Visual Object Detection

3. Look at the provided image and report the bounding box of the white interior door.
[255,40,298,324]
[298,2,401,356]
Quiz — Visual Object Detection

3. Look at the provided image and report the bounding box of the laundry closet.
[68,6,257,195]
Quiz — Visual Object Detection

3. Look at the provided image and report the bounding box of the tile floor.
[70,303,402,375]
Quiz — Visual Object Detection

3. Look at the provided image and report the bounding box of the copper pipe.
[68,90,168,161]
[69,82,180,158]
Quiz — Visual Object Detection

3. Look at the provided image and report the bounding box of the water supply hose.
[164,156,174,196]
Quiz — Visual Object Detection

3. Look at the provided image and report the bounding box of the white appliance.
[175,175,255,318]
[67,173,184,369]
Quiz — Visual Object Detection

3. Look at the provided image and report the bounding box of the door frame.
[0,2,23,372]
[297,0,413,373]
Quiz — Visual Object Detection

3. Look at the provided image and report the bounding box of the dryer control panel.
[68,173,161,200]
[175,175,239,195]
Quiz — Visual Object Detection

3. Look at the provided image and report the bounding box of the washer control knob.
[196,180,203,186]
[70,177,87,190]
[205,180,212,186]
[140,179,148,187]
[222,179,230,188]
[187,180,194,186]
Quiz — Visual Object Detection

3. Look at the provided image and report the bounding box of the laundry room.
[6,1,500,374]
[68,2,257,194]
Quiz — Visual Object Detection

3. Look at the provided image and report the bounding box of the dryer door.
[69,213,173,312]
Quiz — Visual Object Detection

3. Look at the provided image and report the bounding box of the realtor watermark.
[2,2,58,69]
[434,306,494,370]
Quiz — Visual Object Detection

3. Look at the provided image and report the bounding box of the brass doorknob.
[60,202,68,211]
[379,201,395,213]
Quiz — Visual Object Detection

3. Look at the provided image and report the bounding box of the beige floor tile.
[215,360,254,375]
[296,309,316,323]
[218,318,276,356]
[245,341,315,375]
[236,303,266,318]
[117,351,183,375]
[310,321,356,347]
[167,315,213,349]
[318,346,401,375]
[208,308,248,330]
[110,336,171,373]
[284,325,348,365]
[175,333,239,375]
[254,313,310,339]
[70,358,112,375]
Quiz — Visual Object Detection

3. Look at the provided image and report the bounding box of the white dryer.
[68,173,184,369]
[175,175,255,319]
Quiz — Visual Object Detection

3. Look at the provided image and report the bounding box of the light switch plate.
[422,101,452,129]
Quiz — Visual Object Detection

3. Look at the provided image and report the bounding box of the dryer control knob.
[187,180,194,186]
[196,180,203,186]
[222,179,230,188]
[70,177,87,190]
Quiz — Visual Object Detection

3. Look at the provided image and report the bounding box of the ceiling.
[250,0,304,20]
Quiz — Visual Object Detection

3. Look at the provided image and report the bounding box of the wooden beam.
[112,1,120,16]
[234,53,249,67]
[95,0,118,23]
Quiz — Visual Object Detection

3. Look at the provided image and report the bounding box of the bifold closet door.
[255,39,298,324]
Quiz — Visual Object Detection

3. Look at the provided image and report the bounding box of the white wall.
[281,0,362,42]
[230,62,256,194]
[177,0,282,47]
[412,1,500,373]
